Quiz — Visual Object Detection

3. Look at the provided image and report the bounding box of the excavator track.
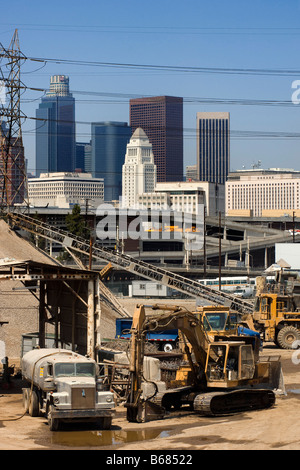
[193,389,276,416]
[147,387,275,418]
[149,386,195,412]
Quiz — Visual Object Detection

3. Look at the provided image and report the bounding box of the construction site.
[0,211,299,451]
[0,31,300,452]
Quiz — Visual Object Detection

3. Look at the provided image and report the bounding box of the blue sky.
[2,0,300,175]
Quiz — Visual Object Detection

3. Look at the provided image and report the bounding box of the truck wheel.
[277,326,300,349]
[28,390,40,417]
[163,343,173,353]
[98,417,112,430]
[22,388,30,413]
[48,405,61,431]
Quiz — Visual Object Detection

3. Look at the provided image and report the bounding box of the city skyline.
[2,1,300,179]
[33,71,299,188]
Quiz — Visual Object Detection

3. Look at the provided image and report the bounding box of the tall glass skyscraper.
[196,112,230,185]
[91,121,131,201]
[129,96,183,182]
[35,75,75,176]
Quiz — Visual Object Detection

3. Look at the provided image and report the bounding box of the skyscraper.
[0,122,26,205]
[75,142,88,172]
[129,96,183,182]
[35,75,75,176]
[122,127,156,208]
[196,112,230,185]
[91,121,131,201]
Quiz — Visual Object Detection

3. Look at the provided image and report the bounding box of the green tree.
[65,204,87,238]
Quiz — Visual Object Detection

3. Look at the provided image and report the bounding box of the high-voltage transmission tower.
[0,29,28,209]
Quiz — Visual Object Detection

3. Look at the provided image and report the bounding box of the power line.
[20,88,298,108]
[25,116,300,141]
[70,90,299,107]
[26,55,300,77]
[4,23,300,36]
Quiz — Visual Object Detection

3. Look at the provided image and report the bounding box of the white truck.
[22,348,115,431]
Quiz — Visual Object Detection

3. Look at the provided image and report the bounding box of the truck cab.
[22,349,115,431]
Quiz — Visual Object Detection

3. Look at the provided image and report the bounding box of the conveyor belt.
[7,211,254,314]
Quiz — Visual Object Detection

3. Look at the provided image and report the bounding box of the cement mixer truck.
[22,348,115,431]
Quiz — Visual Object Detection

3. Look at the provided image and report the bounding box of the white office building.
[226,168,300,217]
[122,128,157,208]
[138,181,225,217]
[28,172,104,209]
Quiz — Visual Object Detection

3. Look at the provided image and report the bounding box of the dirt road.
[0,346,299,451]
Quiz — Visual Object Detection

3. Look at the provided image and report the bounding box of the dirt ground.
[0,345,299,451]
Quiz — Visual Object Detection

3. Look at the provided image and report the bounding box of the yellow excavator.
[125,304,283,423]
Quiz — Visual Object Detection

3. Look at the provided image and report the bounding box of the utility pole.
[85,198,91,238]
[293,211,295,243]
[185,236,190,271]
[203,205,207,279]
[218,211,222,291]
[0,29,28,209]
[247,237,250,276]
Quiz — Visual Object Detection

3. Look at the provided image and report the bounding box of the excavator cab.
[205,342,255,387]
